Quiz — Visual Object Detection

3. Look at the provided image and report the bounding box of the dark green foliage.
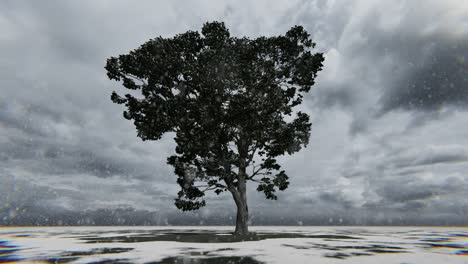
[105,21,324,210]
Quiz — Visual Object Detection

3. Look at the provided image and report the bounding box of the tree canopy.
[105,21,324,234]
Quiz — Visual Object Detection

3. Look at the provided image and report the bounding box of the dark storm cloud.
[384,145,468,170]
[1,137,163,180]
[376,179,462,204]
[0,102,51,138]
[311,84,356,110]
[401,108,456,132]
[0,100,159,179]
[318,192,353,209]
[290,0,467,138]
[368,174,467,219]
[380,41,468,112]
[1,1,111,63]
[392,168,423,177]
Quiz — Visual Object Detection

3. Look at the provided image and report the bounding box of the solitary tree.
[105,22,324,235]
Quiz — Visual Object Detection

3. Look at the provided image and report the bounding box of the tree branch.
[200,185,220,192]
[246,144,258,166]
[249,166,268,179]
[123,73,148,86]
[248,178,263,183]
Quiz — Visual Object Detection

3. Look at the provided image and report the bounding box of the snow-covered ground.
[0,226,466,263]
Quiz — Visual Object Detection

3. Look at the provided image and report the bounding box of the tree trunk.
[233,185,249,235]
[225,137,250,236]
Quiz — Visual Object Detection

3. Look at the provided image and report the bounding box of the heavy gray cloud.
[1,0,467,226]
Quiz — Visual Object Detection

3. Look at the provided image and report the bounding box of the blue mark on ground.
[0,240,23,262]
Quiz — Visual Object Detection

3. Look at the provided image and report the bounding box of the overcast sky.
[1,0,467,226]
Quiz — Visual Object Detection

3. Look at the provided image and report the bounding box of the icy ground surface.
[0,226,466,263]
